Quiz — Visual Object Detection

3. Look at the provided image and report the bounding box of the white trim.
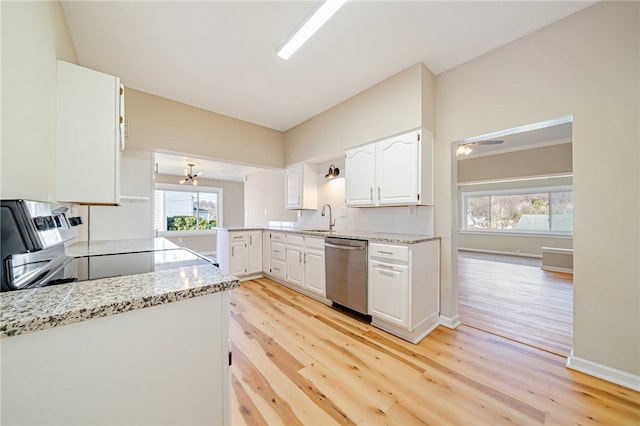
[459,247,542,259]
[462,184,573,197]
[459,230,573,239]
[439,314,461,329]
[454,115,573,145]
[541,265,573,274]
[457,138,572,159]
[566,351,640,391]
[159,230,218,237]
[542,247,573,255]
[458,173,573,187]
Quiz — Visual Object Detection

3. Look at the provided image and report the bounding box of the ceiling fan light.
[456,145,473,156]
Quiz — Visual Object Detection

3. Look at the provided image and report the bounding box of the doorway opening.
[451,116,574,357]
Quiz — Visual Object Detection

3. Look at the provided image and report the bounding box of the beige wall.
[457,143,572,183]
[436,1,639,376]
[125,88,285,169]
[284,63,434,164]
[244,170,298,227]
[0,0,78,201]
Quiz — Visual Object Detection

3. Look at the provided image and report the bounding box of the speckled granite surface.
[221,227,439,244]
[1,239,239,339]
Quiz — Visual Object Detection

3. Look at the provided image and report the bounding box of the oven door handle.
[324,243,365,251]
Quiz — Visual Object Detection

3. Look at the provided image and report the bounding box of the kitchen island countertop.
[0,238,239,339]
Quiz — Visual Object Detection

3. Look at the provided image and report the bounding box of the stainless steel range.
[1,200,215,292]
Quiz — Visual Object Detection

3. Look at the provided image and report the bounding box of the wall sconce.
[325,164,340,179]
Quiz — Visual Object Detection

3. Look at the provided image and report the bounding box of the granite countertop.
[221,227,439,244]
[0,239,239,339]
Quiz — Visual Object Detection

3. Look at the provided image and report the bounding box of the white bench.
[541,247,573,273]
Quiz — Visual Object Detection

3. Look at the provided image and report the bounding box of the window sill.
[458,230,573,239]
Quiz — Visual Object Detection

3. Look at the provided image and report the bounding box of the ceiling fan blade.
[471,139,504,146]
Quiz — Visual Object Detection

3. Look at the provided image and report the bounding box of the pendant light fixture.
[325,164,340,179]
[179,163,201,186]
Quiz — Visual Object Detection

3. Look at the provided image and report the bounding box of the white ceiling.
[60,1,593,181]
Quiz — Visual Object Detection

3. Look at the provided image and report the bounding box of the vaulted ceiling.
[61,1,596,133]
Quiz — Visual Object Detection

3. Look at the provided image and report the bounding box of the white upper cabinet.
[56,60,123,205]
[284,163,318,210]
[345,129,433,207]
[344,144,376,206]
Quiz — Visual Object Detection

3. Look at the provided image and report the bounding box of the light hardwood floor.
[458,251,573,356]
[230,278,639,425]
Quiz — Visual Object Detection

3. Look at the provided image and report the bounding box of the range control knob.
[33,216,48,231]
[68,217,83,227]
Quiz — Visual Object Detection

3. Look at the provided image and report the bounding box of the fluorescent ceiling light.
[276,0,348,60]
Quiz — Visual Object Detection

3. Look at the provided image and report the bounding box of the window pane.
[164,191,199,231]
[465,195,490,229]
[196,192,218,229]
[550,191,573,232]
[511,193,549,231]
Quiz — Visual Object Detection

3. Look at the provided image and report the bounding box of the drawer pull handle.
[377,250,394,255]
[375,264,395,271]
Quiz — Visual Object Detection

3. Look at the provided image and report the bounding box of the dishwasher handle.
[324,242,365,251]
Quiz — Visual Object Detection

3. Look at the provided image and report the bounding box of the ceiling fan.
[456,139,504,156]
[179,163,201,185]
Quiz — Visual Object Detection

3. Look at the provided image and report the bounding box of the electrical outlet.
[178,237,183,243]
[408,205,416,216]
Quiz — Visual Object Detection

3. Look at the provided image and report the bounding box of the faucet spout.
[321,204,335,231]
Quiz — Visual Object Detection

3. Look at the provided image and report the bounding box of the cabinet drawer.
[271,242,286,261]
[270,259,286,278]
[304,236,325,250]
[369,243,409,262]
[286,234,304,246]
[270,232,286,243]
[230,232,247,242]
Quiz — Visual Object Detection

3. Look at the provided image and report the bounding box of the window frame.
[460,185,573,237]
[154,183,224,237]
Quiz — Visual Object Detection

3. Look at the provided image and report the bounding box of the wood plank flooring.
[458,251,573,356]
[229,278,639,425]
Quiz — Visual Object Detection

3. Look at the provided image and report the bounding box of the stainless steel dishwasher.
[324,237,368,317]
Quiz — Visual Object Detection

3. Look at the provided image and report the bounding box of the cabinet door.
[56,60,122,205]
[286,246,304,287]
[247,232,262,274]
[262,233,271,273]
[229,241,248,275]
[304,249,325,297]
[376,132,419,206]
[369,261,410,329]
[284,166,302,209]
[345,145,376,206]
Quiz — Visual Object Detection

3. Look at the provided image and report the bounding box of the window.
[154,184,222,234]
[462,186,572,235]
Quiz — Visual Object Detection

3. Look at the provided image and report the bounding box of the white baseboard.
[541,265,573,274]
[566,351,640,391]
[439,314,461,329]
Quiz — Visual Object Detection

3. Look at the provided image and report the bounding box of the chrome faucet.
[321,204,335,231]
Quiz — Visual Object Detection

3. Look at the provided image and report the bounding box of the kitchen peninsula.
[0,238,238,425]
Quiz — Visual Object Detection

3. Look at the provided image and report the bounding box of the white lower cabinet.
[286,244,304,287]
[303,237,326,297]
[217,230,262,279]
[268,232,287,279]
[368,240,440,343]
